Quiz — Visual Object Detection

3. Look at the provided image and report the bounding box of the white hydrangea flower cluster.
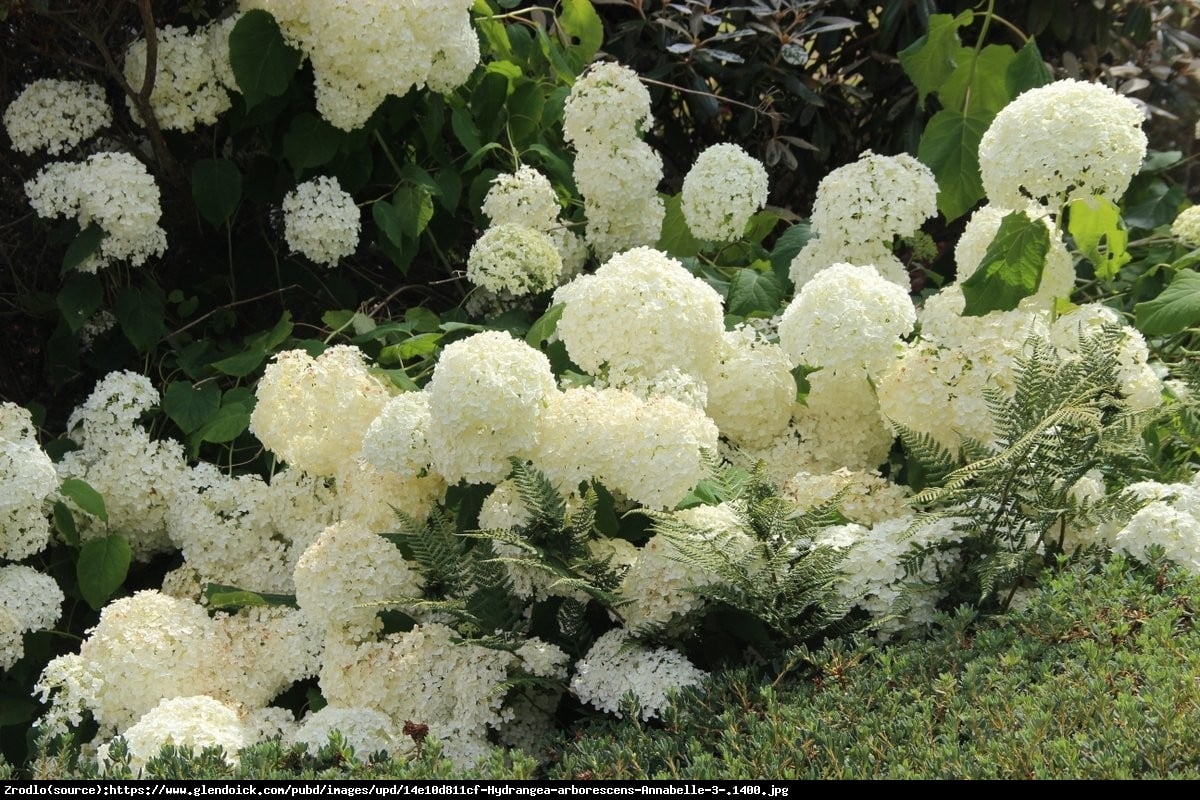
[535,386,718,509]
[318,624,515,769]
[25,152,167,271]
[515,638,570,679]
[619,533,714,631]
[250,346,392,477]
[281,176,361,267]
[1112,475,1200,574]
[482,166,561,233]
[294,520,424,640]
[333,456,446,534]
[593,366,708,410]
[97,695,247,776]
[553,247,725,379]
[290,706,401,759]
[790,372,896,473]
[35,591,319,740]
[818,515,964,637]
[3,79,111,155]
[789,151,937,290]
[955,205,1076,309]
[165,464,337,595]
[784,468,911,527]
[681,143,769,242]
[1049,304,1163,413]
[478,480,532,532]
[57,372,191,559]
[0,403,58,560]
[425,331,557,485]
[361,392,433,478]
[238,0,479,131]
[0,564,64,669]
[563,62,664,258]
[778,263,916,380]
[570,629,705,720]
[978,79,1147,212]
[700,329,795,449]
[123,23,233,132]
[466,224,563,296]
[1171,205,1200,248]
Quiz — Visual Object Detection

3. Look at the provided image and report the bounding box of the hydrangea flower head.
[0,403,58,560]
[466,224,563,296]
[809,150,938,245]
[482,166,560,232]
[979,79,1147,212]
[124,25,232,131]
[1171,205,1200,248]
[681,143,769,242]
[4,79,111,155]
[570,629,705,720]
[562,61,652,144]
[281,176,360,267]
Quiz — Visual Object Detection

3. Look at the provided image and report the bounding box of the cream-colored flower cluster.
[681,143,769,242]
[25,152,167,271]
[3,79,111,155]
[238,0,479,131]
[790,151,937,290]
[553,247,725,378]
[784,468,911,527]
[123,21,235,132]
[0,403,57,560]
[1171,205,1200,248]
[700,328,795,449]
[250,346,392,477]
[570,629,705,720]
[96,695,248,776]
[0,564,63,669]
[290,706,401,759]
[466,224,563,296]
[318,624,515,768]
[563,62,664,258]
[482,166,561,232]
[1112,474,1200,575]
[425,331,557,485]
[778,263,916,380]
[57,371,191,559]
[281,176,361,267]
[534,386,718,509]
[979,79,1147,213]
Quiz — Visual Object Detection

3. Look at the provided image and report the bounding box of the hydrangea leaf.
[372,199,405,249]
[191,158,242,228]
[52,501,79,548]
[961,211,1050,316]
[526,304,565,348]
[229,9,302,109]
[1134,269,1200,336]
[61,222,104,274]
[283,113,341,175]
[77,534,131,610]
[560,0,604,66]
[939,44,1016,116]
[1068,196,1131,281]
[196,398,253,444]
[898,11,972,107]
[59,478,107,524]
[506,80,546,144]
[1006,37,1052,98]
[658,193,702,259]
[393,186,435,240]
[56,271,102,334]
[205,583,296,611]
[162,380,221,435]
[769,221,812,287]
[114,287,165,352]
[917,108,992,222]
[727,268,783,317]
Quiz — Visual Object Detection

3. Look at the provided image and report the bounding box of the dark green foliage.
[550,556,1200,779]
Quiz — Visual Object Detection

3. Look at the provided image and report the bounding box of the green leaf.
[1067,196,1131,281]
[939,44,1016,116]
[450,105,482,153]
[1006,37,1052,98]
[1134,269,1200,336]
[191,159,242,227]
[57,271,103,334]
[898,11,972,107]
[372,199,406,249]
[60,478,108,524]
[506,80,545,144]
[52,501,79,547]
[283,113,341,173]
[62,222,104,273]
[726,268,783,317]
[657,193,702,258]
[960,211,1051,316]
[229,9,302,109]
[162,380,221,435]
[210,349,266,378]
[526,304,564,348]
[77,534,131,610]
[196,399,252,444]
[769,221,813,284]
[393,186,435,239]
[473,0,514,61]
[560,0,603,65]
[378,333,443,364]
[114,287,165,352]
[205,583,296,611]
[917,108,992,222]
